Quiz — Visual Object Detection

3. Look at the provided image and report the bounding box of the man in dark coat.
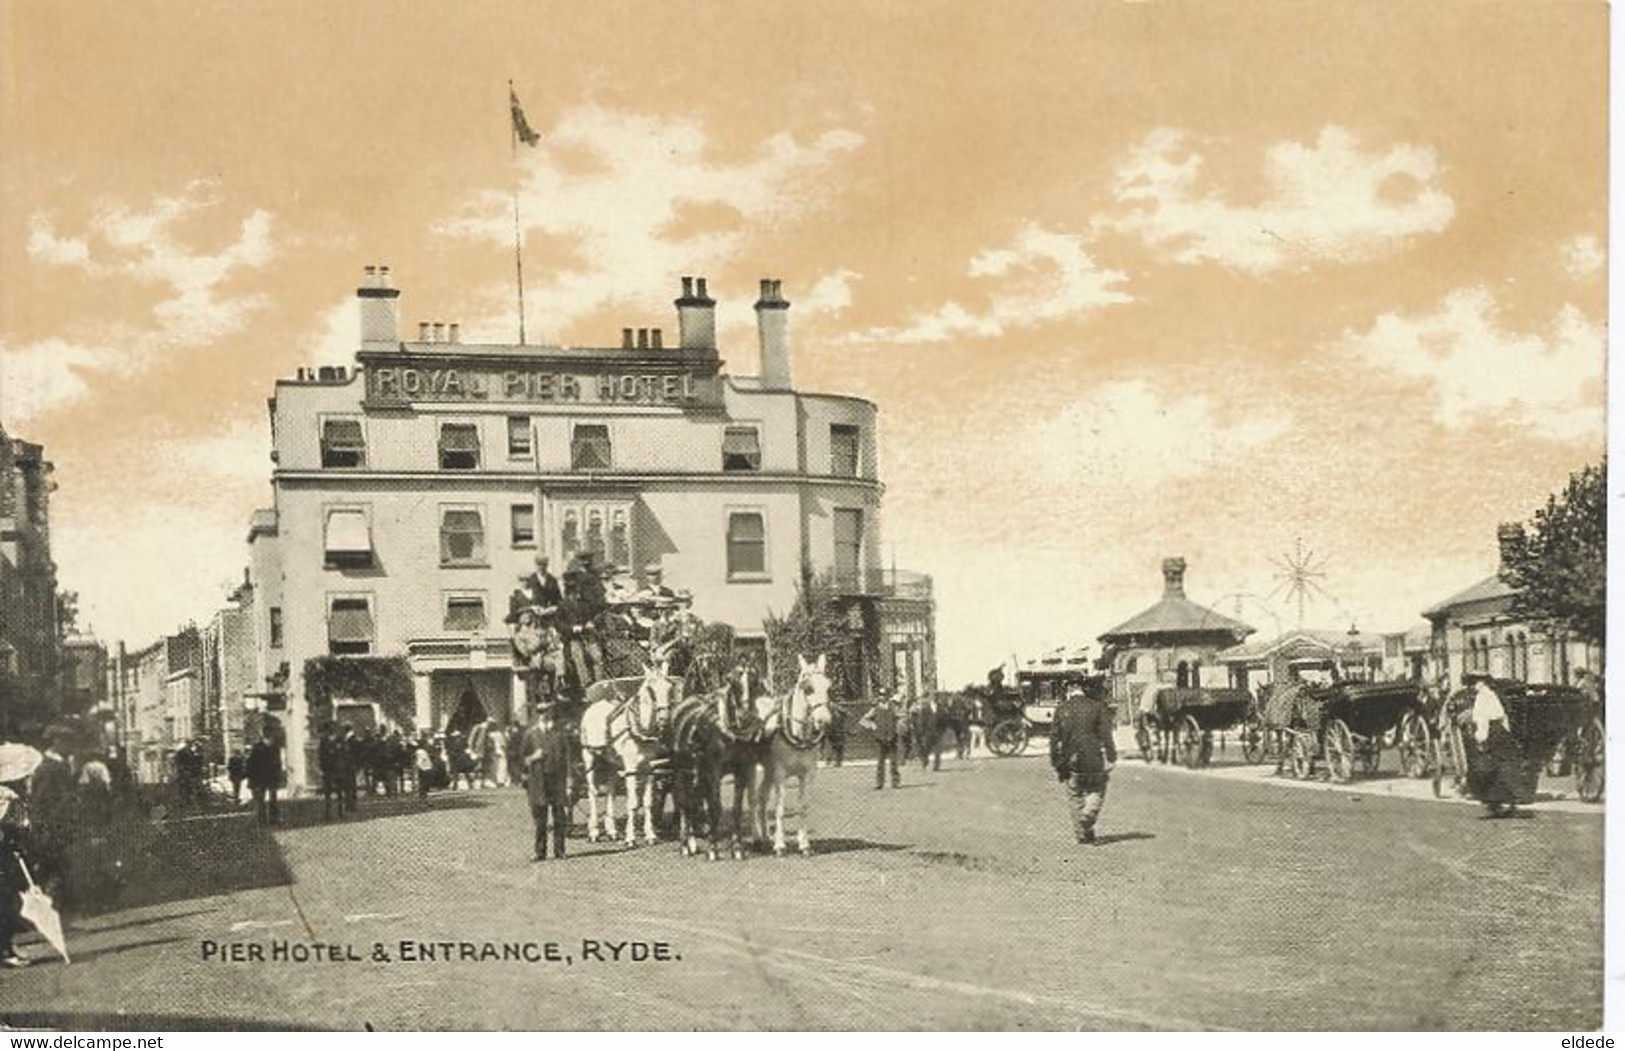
[339,725,363,813]
[246,730,283,827]
[29,737,75,897]
[1050,677,1117,844]
[319,724,346,820]
[520,705,574,861]
[860,690,903,789]
[226,749,248,803]
[561,553,607,688]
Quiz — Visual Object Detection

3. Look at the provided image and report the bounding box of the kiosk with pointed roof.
[1098,557,1255,704]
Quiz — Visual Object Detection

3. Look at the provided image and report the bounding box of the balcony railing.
[834,567,933,602]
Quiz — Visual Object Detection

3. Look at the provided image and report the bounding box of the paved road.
[2,751,1602,1031]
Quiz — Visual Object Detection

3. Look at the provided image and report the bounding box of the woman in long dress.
[1464,676,1525,817]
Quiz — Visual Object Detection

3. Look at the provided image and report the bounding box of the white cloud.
[0,338,107,424]
[308,297,362,363]
[1102,126,1454,273]
[7,186,276,422]
[852,223,1131,344]
[439,106,863,336]
[1339,287,1604,443]
[1563,234,1605,278]
[1021,378,1289,488]
[800,270,860,318]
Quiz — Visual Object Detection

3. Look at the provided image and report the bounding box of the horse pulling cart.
[1134,686,1264,768]
[982,647,1096,757]
[1263,679,1423,782]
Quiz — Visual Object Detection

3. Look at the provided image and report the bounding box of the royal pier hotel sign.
[360,353,727,411]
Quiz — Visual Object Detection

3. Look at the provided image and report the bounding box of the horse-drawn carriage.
[1261,679,1424,782]
[980,647,1097,757]
[1431,678,1601,808]
[1134,685,1264,768]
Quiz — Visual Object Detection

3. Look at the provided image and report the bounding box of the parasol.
[0,743,43,784]
[14,856,69,964]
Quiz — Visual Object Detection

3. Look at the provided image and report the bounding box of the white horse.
[579,662,679,845]
[755,655,834,857]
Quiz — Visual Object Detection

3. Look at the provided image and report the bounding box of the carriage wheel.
[1398,712,1434,779]
[1324,720,1355,783]
[1289,733,1314,779]
[1433,721,1467,798]
[1240,719,1267,765]
[1575,717,1605,803]
[1134,720,1154,763]
[987,718,1028,758]
[1179,715,1205,769]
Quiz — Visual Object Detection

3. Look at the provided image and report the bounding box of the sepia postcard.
[0,0,1609,1033]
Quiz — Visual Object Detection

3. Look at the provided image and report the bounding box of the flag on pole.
[510,85,540,147]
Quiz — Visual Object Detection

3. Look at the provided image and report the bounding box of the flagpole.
[509,80,528,346]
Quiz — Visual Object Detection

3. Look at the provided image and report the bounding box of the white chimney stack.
[676,275,717,351]
[755,277,791,389]
[358,264,401,350]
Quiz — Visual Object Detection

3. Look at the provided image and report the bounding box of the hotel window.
[726,511,767,579]
[834,508,863,590]
[323,506,374,568]
[511,504,536,548]
[269,608,284,649]
[722,426,762,471]
[830,424,860,477]
[561,509,581,559]
[507,416,532,458]
[571,424,612,470]
[327,596,375,656]
[443,593,488,633]
[609,509,630,569]
[440,506,487,567]
[586,509,606,561]
[320,417,367,469]
[438,422,481,470]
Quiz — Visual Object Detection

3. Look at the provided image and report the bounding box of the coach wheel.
[1398,712,1433,779]
[1240,719,1267,765]
[1575,718,1605,803]
[1135,720,1154,763]
[1434,722,1468,799]
[1289,733,1314,779]
[1179,715,1206,769]
[1325,720,1355,784]
[988,718,1028,758]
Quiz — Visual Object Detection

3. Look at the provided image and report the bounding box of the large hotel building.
[246,268,935,788]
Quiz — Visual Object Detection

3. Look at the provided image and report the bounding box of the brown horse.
[667,663,770,860]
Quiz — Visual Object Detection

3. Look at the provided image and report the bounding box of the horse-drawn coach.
[1134,684,1264,768]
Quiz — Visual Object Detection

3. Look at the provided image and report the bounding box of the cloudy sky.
[0,1,1606,685]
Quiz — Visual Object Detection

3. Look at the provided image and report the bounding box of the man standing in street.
[520,703,573,861]
[860,690,903,789]
[1050,677,1117,844]
[247,729,283,827]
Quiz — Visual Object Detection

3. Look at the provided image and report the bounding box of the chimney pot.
[448,323,460,344]
[379,265,391,287]
[696,277,708,299]
[622,327,634,349]
[364,265,377,280]
[760,278,773,299]
[681,276,694,298]
[419,322,431,341]
[636,328,649,349]
[651,328,664,349]
[1161,556,1188,600]
[433,322,446,342]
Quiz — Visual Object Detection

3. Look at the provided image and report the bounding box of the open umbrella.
[14,856,68,964]
[0,743,42,784]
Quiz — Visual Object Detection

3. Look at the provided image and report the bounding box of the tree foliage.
[1500,460,1607,648]
[302,655,417,734]
[762,573,878,700]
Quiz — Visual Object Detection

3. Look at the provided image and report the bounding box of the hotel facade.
[247,269,934,788]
